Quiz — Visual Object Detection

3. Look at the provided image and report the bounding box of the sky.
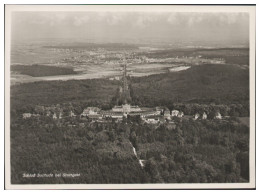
[11,11,249,45]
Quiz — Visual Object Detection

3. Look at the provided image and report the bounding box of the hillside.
[11,79,119,113]
[11,113,249,184]
[10,64,250,184]
[130,64,249,106]
[11,64,249,114]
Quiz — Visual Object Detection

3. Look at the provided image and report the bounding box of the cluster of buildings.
[79,104,224,123]
[194,112,207,120]
[22,113,40,119]
[22,105,224,124]
[193,111,222,120]
[22,110,76,120]
[79,105,223,123]
[22,104,77,120]
[79,104,185,124]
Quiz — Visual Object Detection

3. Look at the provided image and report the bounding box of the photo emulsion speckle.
[5,5,256,189]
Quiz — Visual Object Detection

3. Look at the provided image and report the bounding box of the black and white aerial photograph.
[4,4,256,189]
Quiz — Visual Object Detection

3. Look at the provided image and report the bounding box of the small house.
[171,110,179,117]
[194,113,200,120]
[178,111,184,118]
[215,112,222,119]
[22,113,32,119]
[58,112,63,119]
[70,111,76,117]
[46,110,51,116]
[144,118,159,124]
[164,108,171,118]
[81,107,101,117]
[202,112,207,120]
[53,113,57,120]
[155,107,164,115]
